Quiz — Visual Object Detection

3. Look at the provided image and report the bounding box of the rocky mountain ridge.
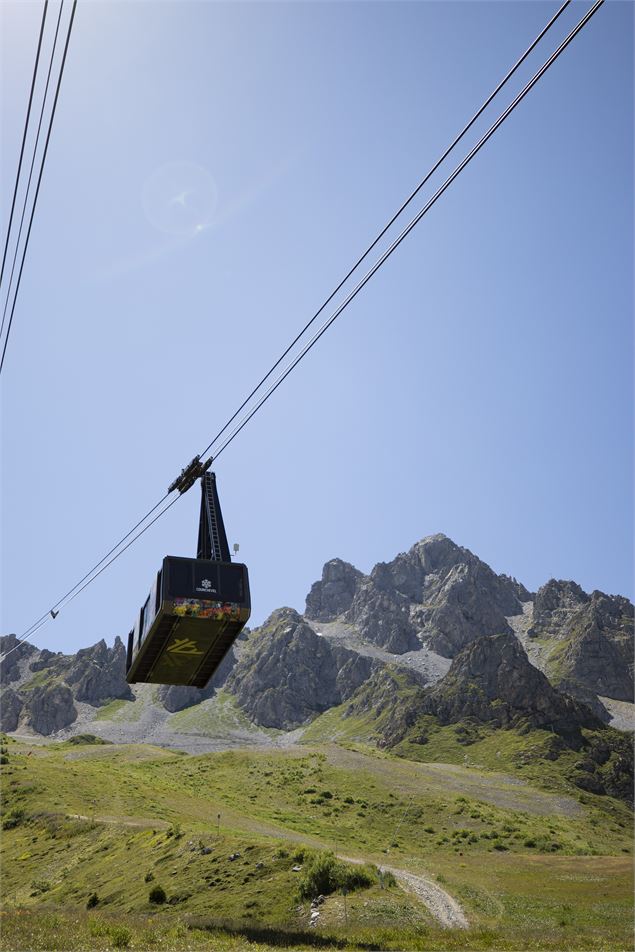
[1,534,632,740]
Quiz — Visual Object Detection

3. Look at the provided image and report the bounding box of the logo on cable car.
[166,637,204,655]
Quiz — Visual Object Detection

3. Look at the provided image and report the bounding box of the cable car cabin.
[126,556,250,687]
[126,469,250,688]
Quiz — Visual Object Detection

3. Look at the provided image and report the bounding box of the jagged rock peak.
[303,535,530,658]
[529,580,634,703]
[421,631,602,733]
[226,608,379,730]
[534,579,589,615]
[305,559,364,621]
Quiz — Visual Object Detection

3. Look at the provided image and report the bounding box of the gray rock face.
[420,632,602,733]
[0,634,36,686]
[24,683,77,735]
[346,582,419,653]
[305,559,364,622]
[305,534,524,657]
[0,687,24,732]
[529,581,634,702]
[66,637,133,706]
[227,608,378,729]
[29,649,64,673]
[156,648,236,713]
[528,580,589,639]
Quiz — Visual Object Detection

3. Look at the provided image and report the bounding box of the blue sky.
[1,0,632,654]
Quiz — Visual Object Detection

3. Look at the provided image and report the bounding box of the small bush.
[297,850,376,900]
[144,871,154,883]
[86,892,99,909]
[109,926,131,948]
[2,807,26,830]
[149,885,167,904]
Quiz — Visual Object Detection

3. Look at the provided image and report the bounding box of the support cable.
[0,0,66,347]
[0,0,77,376]
[0,0,49,290]
[3,495,180,661]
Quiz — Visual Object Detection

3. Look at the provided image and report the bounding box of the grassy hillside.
[1,732,632,951]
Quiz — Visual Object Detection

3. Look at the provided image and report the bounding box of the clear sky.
[1,0,632,655]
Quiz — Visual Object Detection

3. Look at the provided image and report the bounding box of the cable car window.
[141,594,153,640]
[166,559,193,597]
[218,565,244,602]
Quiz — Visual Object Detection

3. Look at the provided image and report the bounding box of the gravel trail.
[382,865,468,929]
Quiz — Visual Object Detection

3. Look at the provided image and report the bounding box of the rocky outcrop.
[344,666,428,747]
[305,559,364,622]
[0,635,36,686]
[24,683,77,735]
[227,608,379,729]
[156,648,236,713]
[529,582,634,702]
[346,582,419,652]
[305,534,526,656]
[419,632,602,734]
[0,687,24,732]
[65,637,133,706]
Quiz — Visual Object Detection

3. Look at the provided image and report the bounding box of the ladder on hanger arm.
[197,472,231,562]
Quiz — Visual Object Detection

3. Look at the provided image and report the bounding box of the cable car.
[126,472,250,688]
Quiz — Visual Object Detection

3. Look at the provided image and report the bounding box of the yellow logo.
[166,637,203,655]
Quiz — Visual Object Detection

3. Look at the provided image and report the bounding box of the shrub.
[149,885,167,904]
[86,892,99,909]
[109,926,131,948]
[144,871,154,883]
[297,850,376,900]
[2,807,26,829]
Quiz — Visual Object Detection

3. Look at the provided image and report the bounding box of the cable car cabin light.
[126,470,250,688]
[125,556,250,687]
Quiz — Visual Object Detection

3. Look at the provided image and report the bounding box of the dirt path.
[66,813,169,830]
[336,852,467,929]
[382,865,468,929]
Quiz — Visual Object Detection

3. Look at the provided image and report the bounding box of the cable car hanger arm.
[167,455,213,495]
